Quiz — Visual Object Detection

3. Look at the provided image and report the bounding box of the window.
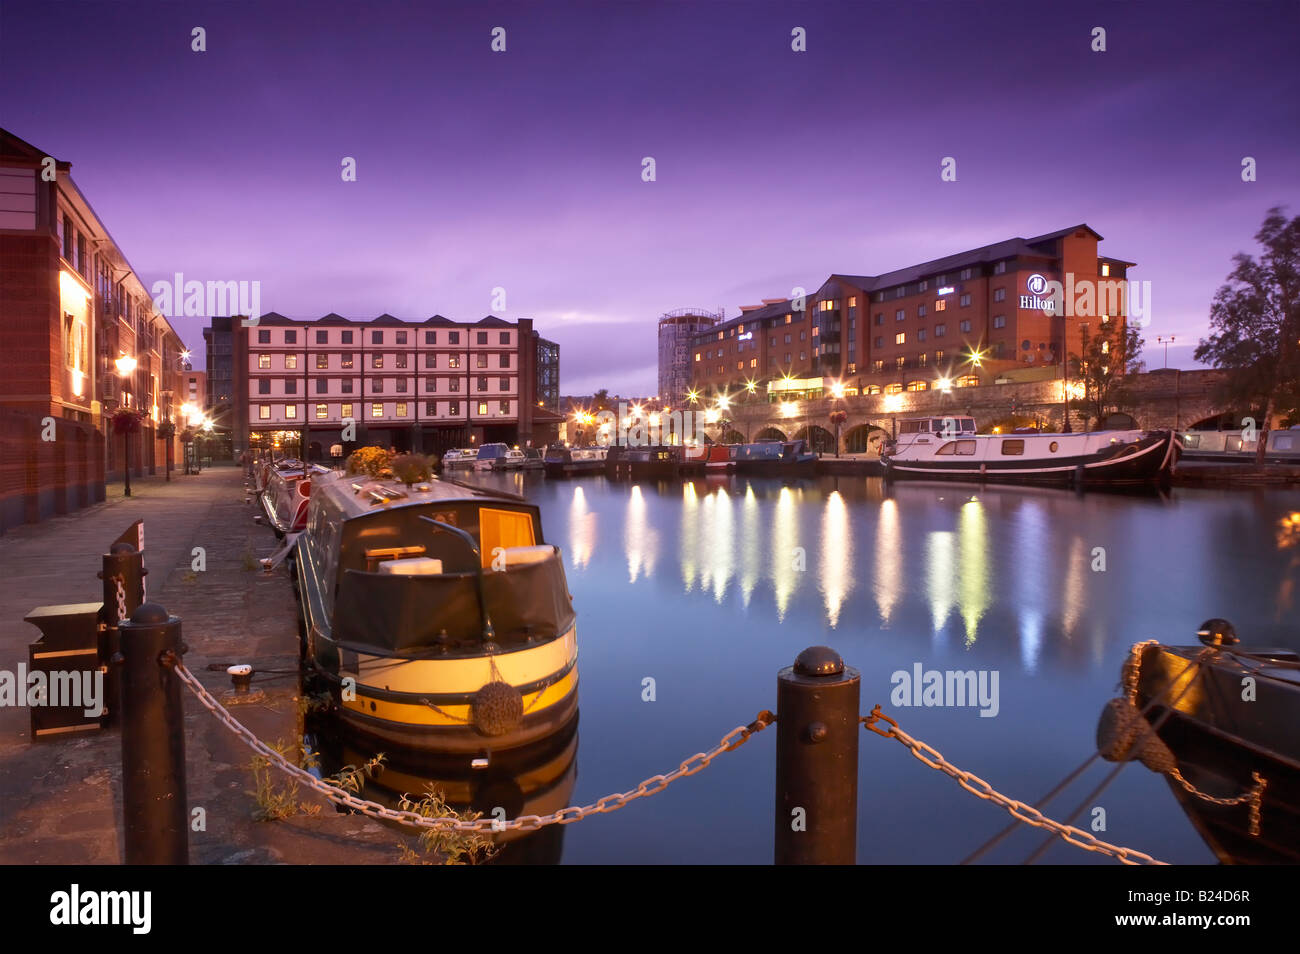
[424,377,436,392]
[918,328,927,342]
[895,309,905,322]
[499,353,510,368]
[372,354,383,369]
[918,351,928,365]
[895,332,906,345]
[316,354,328,369]
[874,336,883,348]
[477,353,488,368]
[258,330,270,344]
[784,333,792,344]
[448,401,460,415]
[341,403,353,419]
[449,378,460,392]
[341,354,354,369]
[396,331,407,345]
[770,336,777,347]
[958,374,978,387]
[477,401,488,415]
[895,287,905,299]
[257,355,270,372]
[316,378,327,394]
[960,268,973,280]
[936,350,946,362]
[799,351,806,361]
[285,330,297,344]
[477,376,488,392]
[919,280,928,292]
[874,314,884,326]
[918,305,927,318]
[500,332,509,345]
[285,404,296,419]
[866,384,882,394]
[62,214,73,259]
[959,320,972,333]
[477,332,488,345]
[396,402,408,417]
[259,405,270,420]
[425,331,436,345]
[258,379,270,395]
[426,401,437,415]
[993,288,1006,302]
[396,379,407,393]
[396,354,407,369]
[372,331,382,344]
[342,331,353,344]
[960,294,971,307]
[937,439,977,456]
[1101,263,1110,277]
[994,262,1006,275]
[499,400,510,414]
[907,380,928,391]
[935,299,947,312]
[285,379,296,394]
[895,356,905,369]
[873,360,884,372]
[499,377,509,391]
[371,403,383,418]
[285,354,297,369]
[993,315,1006,329]
[342,380,353,393]
[316,330,328,344]
[448,356,460,369]
[315,404,327,419]
[1001,439,1025,456]
[886,382,903,393]
[695,353,701,362]
[800,330,806,341]
[449,331,460,344]
[935,324,946,338]
[373,379,383,393]
[784,353,791,363]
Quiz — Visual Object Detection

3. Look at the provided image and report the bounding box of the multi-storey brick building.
[230,313,562,460]
[0,128,189,526]
[690,225,1133,402]
[657,307,723,406]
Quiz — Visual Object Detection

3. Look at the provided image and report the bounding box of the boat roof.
[316,473,530,520]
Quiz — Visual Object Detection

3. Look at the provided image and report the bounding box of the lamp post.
[115,354,138,496]
[159,390,174,482]
[1157,335,1176,369]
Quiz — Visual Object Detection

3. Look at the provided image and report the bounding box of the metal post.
[118,602,188,864]
[775,646,860,864]
[123,431,132,496]
[99,542,145,725]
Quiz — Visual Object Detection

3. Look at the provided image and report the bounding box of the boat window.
[1001,439,1025,456]
[479,508,536,568]
[1275,435,1293,450]
[936,440,977,456]
[1049,441,1059,453]
[961,420,975,433]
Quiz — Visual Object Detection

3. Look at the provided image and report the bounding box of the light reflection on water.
[463,471,1300,864]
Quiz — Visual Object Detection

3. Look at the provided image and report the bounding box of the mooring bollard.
[775,646,860,865]
[98,542,144,725]
[118,602,189,865]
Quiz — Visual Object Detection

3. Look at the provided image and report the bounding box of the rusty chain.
[112,575,128,623]
[862,704,1168,865]
[173,659,773,833]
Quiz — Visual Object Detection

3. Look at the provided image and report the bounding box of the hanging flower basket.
[156,422,176,440]
[111,408,144,435]
[829,410,848,427]
[179,427,196,444]
[346,445,394,478]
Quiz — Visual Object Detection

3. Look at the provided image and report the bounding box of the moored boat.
[521,448,545,470]
[294,475,579,763]
[542,444,610,477]
[1178,425,1300,465]
[260,461,333,537]
[703,444,736,473]
[441,447,479,470]
[731,439,817,476]
[475,442,511,471]
[882,424,1177,485]
[1101,621,1300,864]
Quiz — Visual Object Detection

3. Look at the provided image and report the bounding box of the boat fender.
[473,681,524,737]
[1095,698,1176,773]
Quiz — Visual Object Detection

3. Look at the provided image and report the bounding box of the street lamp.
[1157,335,1176,369]
[114,354,137,496]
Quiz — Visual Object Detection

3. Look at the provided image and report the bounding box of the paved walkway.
[0,466,396,864]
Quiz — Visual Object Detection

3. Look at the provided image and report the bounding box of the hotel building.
[0,128,189,526]
[689,225,1133,401]
[230,313,562,459]
[657,307,723,406]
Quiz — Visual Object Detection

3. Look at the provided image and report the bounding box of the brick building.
[690,225,1133,402]
[0,128,189,526]
[657,307,723,406]
[229,313,562,460]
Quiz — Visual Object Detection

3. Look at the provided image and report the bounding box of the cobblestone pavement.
[0,466,397,864]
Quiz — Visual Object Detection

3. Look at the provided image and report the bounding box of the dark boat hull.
[1134,644,1300,864]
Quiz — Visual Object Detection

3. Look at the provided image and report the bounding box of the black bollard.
[118,603,189,865]
[98,543,145,725]
[775,646,860,864]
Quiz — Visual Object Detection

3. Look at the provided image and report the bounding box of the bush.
[346,446,393,477]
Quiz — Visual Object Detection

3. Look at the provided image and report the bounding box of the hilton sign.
[1019,273,1054,311]
[1018,272,1152,324]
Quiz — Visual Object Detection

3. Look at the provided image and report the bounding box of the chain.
[862,704,1167,865]
[1123,639,1161,705]
[173,659,773,832]
[1169,769,1267,835]
[113,575,128,623]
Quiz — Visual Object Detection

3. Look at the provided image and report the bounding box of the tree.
[1069,317,1145,429]
[591,389,611,411]
[1194,207,1300,465]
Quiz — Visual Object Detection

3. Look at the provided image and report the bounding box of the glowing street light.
[686,388,700,405]
[936,377,953,393]
[830,381,845,399]
[114,354,137,377]
[704,408,720,425]
[716,395,732,412]
[780,401,798,419]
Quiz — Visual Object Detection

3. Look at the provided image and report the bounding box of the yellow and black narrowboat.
[294,475,578,764]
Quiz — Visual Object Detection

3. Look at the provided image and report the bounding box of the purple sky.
[4,0,1298,393]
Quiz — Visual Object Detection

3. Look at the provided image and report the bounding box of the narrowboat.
[542,444,610,477]
[703,444,737,473]
[1101,620,1300,864]
[731,439,817,476]
[1178,426,1300,464]
[293,475,579,762]
[260,461,333,537]
[441,448,478,470]
[621,445,686,478]
[881,426,1177,485]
